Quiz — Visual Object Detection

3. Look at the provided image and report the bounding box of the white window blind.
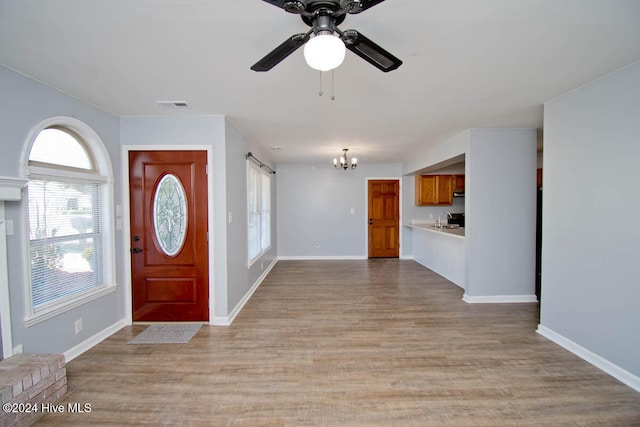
[248,163,271,263]
[28,179,103,308]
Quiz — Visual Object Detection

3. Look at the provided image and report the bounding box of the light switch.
[350,208,355,215]
[228,212,233,224]
[6,220,14,236]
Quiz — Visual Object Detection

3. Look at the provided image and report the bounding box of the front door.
[129,150,209,321]
[368,180,400,258]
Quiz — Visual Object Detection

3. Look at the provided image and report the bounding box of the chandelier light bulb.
[304,34,346,72]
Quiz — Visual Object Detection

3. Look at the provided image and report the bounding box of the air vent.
[156,101,188,107]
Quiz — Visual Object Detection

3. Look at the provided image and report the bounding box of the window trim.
[247,161,272,267]
[20,116,118,326]
[25,165,109,184]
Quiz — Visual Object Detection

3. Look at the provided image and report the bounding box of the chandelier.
[333,148,357,170]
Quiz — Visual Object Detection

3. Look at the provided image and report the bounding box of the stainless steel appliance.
[448,213,464,227]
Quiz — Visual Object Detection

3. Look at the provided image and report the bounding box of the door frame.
[121,145,215,325]
[365,177,403,258]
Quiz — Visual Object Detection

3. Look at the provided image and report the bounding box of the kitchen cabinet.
[405,224,465,288]
[453,174,465,191]
[415,175,453,206]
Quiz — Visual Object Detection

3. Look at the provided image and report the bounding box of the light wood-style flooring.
[34,260,640,426]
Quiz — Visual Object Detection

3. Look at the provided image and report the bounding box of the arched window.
[23,117,116,323]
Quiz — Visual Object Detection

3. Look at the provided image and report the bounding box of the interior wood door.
[368,180,400,258]
[129,151,209,322]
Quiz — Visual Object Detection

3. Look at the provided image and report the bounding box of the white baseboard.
[64,319,126,362]
[537,324,640,392]
[462,294,538,303]
[211,316,230,326]
[212,258,278,326]
[277,255,368,260]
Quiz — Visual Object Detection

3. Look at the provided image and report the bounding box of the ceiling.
[1,0,639,165]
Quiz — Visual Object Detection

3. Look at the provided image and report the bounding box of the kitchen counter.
[402,221,465,238]
[403,220,465,288]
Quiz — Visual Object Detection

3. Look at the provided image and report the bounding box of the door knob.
[369,218,373,225]
[131,248,143,254]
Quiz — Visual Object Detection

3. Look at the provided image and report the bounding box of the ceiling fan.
[251,0,403,72]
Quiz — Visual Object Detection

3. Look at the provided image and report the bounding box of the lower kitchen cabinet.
[407,225,465,288]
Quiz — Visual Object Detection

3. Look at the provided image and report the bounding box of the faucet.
[437,212,452,228]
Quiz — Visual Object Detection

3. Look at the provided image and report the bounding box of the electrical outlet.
[315,243,320,249]
[75,318,83,334]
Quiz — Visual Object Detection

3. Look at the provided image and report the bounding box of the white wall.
[120,115,229,318]
[119,116,277,322]
[224,120,277,317]
[405,127,537,300]
[540,61,640,382]
[464,128,537,300]
[277,163,402,258]
[403,130,469,176]
[0,65,124,357]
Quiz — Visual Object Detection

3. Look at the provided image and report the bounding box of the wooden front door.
[129,151,209,321]
[368,180,400,258]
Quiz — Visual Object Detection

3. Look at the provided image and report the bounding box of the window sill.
[248,245,273,268]
[23,284,119,328]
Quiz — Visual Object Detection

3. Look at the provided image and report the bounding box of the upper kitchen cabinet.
[453,175,465,191]
[415,175,453,206]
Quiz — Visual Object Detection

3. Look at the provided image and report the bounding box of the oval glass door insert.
[153,174,188,256]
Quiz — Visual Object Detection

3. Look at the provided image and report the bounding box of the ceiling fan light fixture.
[304,33,346,71]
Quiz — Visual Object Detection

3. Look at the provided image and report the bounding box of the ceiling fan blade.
[251,32,311,72]
[341,30,402,72]
[259,0,306,13]
[345,0,388,14]
[259,0,290,9]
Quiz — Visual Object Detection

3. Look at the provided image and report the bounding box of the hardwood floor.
[34,260,640,426]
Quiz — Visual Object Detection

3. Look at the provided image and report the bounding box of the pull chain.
[331,69,335,101]
[317,70,336,100]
